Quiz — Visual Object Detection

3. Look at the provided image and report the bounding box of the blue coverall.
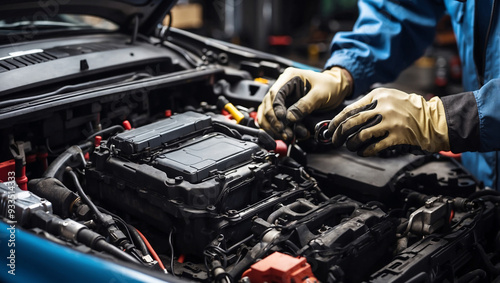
[325,0,500,189]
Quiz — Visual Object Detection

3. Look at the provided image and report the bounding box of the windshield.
[0,14,119,35]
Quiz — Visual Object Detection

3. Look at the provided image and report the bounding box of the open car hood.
[0,0,177,35]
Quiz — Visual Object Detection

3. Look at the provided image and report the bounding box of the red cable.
[135,228,167,273]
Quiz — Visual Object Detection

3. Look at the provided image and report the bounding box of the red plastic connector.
[274,140,288,156]
[14,157,27,191]
[94,135,102,147]
[242,252,318,283]
[177,254,185,263]
[249,111,258,121]
[165,109,172,118]
[122,120,132,130]
[15,167,28,191]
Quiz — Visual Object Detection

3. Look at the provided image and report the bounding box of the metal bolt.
[227,210,238,217]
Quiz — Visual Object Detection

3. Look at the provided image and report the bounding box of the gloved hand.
[257,67,352,141]
[328,88,450,156]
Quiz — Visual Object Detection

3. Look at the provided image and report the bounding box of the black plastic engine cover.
[307,146,477,203]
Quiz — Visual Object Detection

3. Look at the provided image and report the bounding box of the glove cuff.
[426,96,451,152]
[323,67,354,99]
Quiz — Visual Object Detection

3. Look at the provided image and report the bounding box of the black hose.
[405,191,431,207]
[160,12,172,42]
[284,240,300,254]
[77,229,139,263]
[128,224,149,257]
[85,125,124,142]
[160,40,201,68]
[77,141,94,153]
[468,189,500,200]
[28,177,82,219]
[212,119,276,151]
[43,145,85,180]
[66,168,107,225]
[228,241,269,279]
[228,229,292,279]
[31,210,139,264]
[95,239,139,263]
[226,234,254,253]
[470,195,500,204]
[97,207,137,248]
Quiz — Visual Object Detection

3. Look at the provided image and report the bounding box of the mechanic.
[257,0,500,189]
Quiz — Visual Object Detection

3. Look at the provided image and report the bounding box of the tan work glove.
[257,67,352,141]
[328,88,450,156]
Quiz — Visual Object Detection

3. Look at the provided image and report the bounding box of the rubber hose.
[43,145,85,180]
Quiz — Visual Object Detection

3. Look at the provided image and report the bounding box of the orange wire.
[135,228,167,272]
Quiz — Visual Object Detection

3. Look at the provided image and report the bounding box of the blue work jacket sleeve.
[473,79,500,152]
[325,0,445,97]
[441,79,500,153]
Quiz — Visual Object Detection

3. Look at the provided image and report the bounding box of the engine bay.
[1,29,500,283]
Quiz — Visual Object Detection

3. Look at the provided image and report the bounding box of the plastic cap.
[94,135,102,147]
[274,140,288,156]
[122,120,132,130]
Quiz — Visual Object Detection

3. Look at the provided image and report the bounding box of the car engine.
[1,28,500,283]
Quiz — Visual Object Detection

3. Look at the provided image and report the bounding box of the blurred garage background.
[169,0,463,99]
